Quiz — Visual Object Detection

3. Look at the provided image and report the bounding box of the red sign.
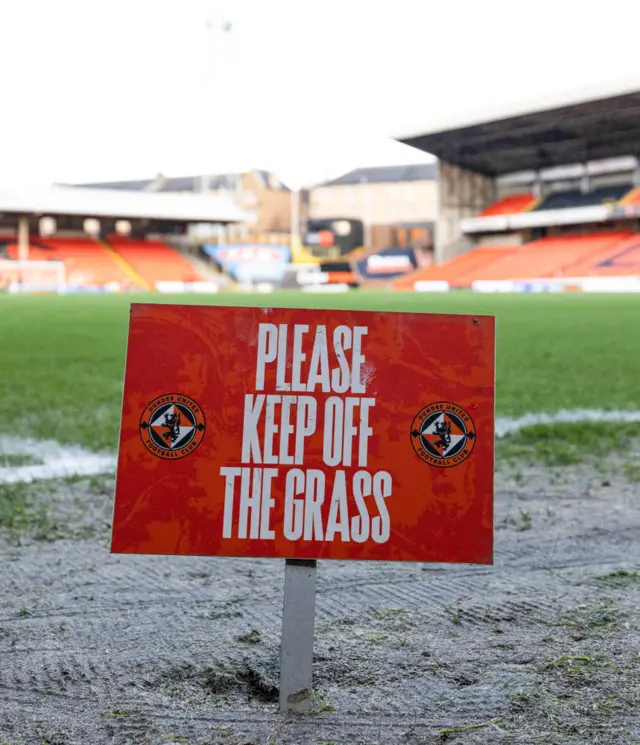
[111,304,495,564]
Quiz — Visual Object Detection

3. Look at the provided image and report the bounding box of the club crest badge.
[139,394,206,460]
[410,401,476,468]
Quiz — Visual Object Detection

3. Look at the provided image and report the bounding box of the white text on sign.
[219,323,392,544]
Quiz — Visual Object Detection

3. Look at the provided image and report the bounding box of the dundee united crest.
[410,401,476,468]
[140,394,206,460]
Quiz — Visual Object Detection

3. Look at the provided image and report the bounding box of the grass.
[545,654,594,669]
[0,477,105,542]
[554,602,621,634]
[497,420,640,466]
[500,508,533,531]
[623,463,640,482]
[310,691,336,713]
[0,291,639,451]
[595,569,640,588]
[437,717,501,735]
[0,483,47,538]
[0,453,41,467]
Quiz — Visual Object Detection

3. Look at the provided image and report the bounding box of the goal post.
[0,260,66,294]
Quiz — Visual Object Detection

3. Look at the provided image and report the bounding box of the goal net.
[0,260,66,294]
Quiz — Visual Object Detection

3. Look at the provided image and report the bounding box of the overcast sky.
[2,0,640,189]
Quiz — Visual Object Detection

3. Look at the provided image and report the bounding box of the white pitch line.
[0,455,117,485]
[495,409,640,438]
[0,435,116,485]
[1,409,640,484]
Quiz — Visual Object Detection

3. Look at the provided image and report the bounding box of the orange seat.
[2,235,129,286]
[396,232,638,288]
[394,246,518,290]
[565,233,640,276]
[465,232,630,282]
[479,194,536,217]
[40,237,130,286]
[108,237,204,286]
[5,243,54,261]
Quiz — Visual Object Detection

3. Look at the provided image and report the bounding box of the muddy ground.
[1,453,640,745]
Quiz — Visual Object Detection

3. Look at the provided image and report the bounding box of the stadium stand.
[0,233,209,290]
[394,245,518,289]
[0,236,50,262]
[472,185,634,221]
[395,231,640,288]
[486,232,632,280]
[566,233,640,276]
[1,235,135,287]
[107,236,205,287]
[0,182,247,293]
[44,237,137,287]
[395,82,640,277]
[479,194,537,216]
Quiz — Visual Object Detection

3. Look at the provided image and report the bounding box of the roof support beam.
[18,216,29,262]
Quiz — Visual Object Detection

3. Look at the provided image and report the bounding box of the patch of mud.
[1,448,640,744]
[148,660,280,704]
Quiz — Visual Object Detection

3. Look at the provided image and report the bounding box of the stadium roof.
[0,185,249,223]
[395,78,640,177]
[75,170,290,192]
[320,163,437,186]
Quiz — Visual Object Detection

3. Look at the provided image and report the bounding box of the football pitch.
[1,290,640,745]
[1,290,639,455]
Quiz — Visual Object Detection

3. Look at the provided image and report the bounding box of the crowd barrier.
[410,276,640,293]
[414,280,451,292]
[155,281,221,294]
[471,277,640,293]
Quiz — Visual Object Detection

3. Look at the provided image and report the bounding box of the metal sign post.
[279,558,317,713]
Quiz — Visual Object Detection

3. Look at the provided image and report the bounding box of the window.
[315,188,332,205]
[405,183,414,202]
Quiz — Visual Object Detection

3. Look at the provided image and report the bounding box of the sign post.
[111,303,495,713]
[279,558,317,712]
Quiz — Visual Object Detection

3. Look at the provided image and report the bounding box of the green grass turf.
[1,291,639,452]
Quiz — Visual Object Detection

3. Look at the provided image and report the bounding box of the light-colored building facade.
[308,163,438,250]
